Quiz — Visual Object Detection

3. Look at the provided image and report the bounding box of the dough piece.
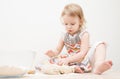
[40,64,60,75]
[59,65,75,74]
[27,70,35,74]
[40,64,75,75]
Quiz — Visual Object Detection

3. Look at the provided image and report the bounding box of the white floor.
[7,70,120,79]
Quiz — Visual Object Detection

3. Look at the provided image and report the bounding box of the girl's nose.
[67,25,72,29]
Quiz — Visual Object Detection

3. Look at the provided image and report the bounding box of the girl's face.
[62,15,81,35]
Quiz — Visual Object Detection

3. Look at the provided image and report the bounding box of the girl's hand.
[57,58,70,66]
[45,50,55,57]
[49,58,55,64]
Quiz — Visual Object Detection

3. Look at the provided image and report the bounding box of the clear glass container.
[0,50,36,78]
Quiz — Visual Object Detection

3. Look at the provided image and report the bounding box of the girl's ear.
[79,20,83,26]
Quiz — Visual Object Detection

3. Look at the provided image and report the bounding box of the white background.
[0,0,120,71]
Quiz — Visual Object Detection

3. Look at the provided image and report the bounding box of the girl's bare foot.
[93,60,113,74]
[74,66,84,73]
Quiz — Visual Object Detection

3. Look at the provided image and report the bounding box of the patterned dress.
[63,30,91,72]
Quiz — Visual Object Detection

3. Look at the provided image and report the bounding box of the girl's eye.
[65,23,68,25]
[71,23,75,25]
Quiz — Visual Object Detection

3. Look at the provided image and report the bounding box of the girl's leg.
[90,43,112,74]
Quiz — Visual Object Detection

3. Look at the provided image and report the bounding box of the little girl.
[45,3,112,74]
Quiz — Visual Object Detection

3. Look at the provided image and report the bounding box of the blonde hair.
[61,3,86,30]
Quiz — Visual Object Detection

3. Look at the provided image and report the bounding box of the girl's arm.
[55,37,64,56]
[45,37,64,57]
[67,32,90,63]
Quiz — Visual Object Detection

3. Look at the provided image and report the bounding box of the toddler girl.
[46,3,112,74]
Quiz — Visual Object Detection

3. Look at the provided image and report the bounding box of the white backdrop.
[0,0,120,71]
